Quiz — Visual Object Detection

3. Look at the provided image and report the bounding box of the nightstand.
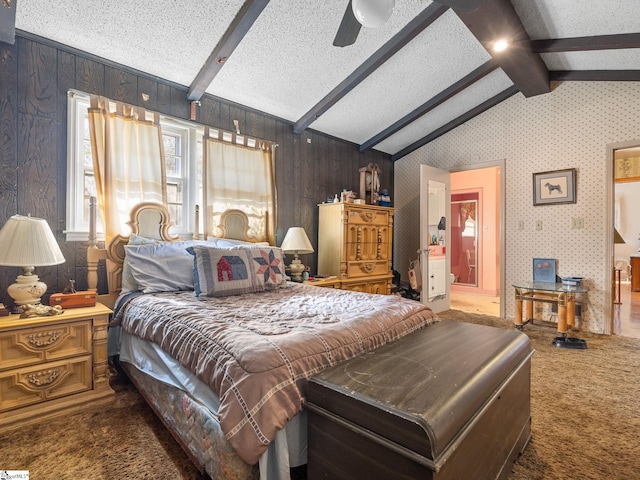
[0,303,114,432]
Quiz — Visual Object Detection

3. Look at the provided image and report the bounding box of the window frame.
[65,89,203,241]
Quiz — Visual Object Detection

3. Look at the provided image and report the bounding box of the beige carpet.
[0,370,205,479]
[2,310,639,479]
[438,310,640,480]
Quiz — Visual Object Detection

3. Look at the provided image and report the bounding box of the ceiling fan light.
[352,0,396,28]
[492,39,509,52]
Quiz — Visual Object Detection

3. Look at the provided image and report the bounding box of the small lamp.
[281,227,314,282]
[0,215,66,308]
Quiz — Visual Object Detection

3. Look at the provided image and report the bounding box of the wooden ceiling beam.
[293,3,449,134]
[550,70,640,82]
[360,59,498,152]
[532,33,640,53]
[391,85,519,161]
[452,0,550,97]
[187,0,270,102]
[0,0,17,45]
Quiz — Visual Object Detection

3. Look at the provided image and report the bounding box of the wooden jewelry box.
[49,291,97,309]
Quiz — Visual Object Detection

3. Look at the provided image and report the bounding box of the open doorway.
[612,144,640,339]
[451,194,479,286]
[449,165,503,317]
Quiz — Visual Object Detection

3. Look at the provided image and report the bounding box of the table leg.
[557,292,568,334]
[513,287,523,329]
[525,296,533,323]
[614,269,622,305]
[567,293,576,329]
[514,287,523,327]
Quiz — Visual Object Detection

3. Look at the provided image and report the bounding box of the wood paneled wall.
[0,35,393,307]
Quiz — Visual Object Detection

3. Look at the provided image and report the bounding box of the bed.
[86,199,440,479]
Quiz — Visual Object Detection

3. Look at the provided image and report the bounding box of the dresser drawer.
[342,278,390,295]
[345,240,391,262]
[346,207,390,227]
[0,356,93,412]
[0,320,92,371]
[346,260,390,279]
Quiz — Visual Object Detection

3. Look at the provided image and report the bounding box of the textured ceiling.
[13,0,640,159]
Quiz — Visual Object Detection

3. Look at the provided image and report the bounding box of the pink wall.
[450,167,501,296]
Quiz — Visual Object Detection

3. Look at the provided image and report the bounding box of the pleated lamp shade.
[281,227,314,282]
[0,215,65,306]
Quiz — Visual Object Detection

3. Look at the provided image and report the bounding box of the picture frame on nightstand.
[533,258,556,283]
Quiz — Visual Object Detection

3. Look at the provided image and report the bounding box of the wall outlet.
[572,217,584,229]
[536,220,542,230]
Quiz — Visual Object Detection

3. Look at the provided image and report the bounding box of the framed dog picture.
[533,168,576,206]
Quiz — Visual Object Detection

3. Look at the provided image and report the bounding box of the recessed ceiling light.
[493,39,509,52]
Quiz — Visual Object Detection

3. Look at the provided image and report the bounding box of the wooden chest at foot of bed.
[307,320,533,480]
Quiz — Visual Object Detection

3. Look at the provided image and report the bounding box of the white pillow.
[207,236,270,248]
[120,234,157,293]
[124,240,209,293]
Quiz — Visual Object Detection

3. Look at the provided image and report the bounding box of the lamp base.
[288,258,305,282]
[7,273,47,308]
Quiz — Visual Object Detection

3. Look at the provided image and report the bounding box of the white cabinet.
[428,257,446,300]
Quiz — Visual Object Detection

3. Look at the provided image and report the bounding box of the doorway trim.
[450,159,506,318]
[606,138,640,335]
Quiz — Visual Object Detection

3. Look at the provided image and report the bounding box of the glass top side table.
[513,282,588,349]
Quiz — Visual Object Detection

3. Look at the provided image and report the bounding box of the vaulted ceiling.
[12,0,640,161]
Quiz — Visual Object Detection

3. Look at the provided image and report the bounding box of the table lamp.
[0,214,66,308]
[614,228,625,245]
[281,227,314,282]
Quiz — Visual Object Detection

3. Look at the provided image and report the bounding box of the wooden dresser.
[318,203,394,295]
[0,303,114,432]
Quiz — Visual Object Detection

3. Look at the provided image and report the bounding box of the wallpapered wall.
[394,81,640,334]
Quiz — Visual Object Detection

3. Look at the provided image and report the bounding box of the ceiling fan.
[333,0,395,47]
[333,0,485,48]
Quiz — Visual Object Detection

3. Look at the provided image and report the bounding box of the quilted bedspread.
[113,283,438,464]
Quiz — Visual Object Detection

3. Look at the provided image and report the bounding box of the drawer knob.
[358,212,375,223]
[360,263,375,274]
[27,330,61,347]
[27,368,61,387]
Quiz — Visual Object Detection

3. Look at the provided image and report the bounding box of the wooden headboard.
[87,198,259,308]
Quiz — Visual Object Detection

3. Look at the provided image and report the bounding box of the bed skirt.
[119,361,259,480]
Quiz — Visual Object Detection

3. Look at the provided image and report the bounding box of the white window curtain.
[87,95,167,240]
[203,133,276,245]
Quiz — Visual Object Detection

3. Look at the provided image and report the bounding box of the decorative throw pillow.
[124,240,209,293]
[188,245,287,297]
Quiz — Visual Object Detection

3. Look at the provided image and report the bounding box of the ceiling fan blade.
[333,0,362,47]
[435,0,484,13]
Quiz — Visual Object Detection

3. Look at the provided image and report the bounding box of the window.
[66,90,203,241]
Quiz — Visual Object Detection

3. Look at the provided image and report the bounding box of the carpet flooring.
[1,310,638,479]
[439,310,640,480]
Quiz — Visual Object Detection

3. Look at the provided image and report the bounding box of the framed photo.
[533,258,557,283]
[533,168,576,206]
